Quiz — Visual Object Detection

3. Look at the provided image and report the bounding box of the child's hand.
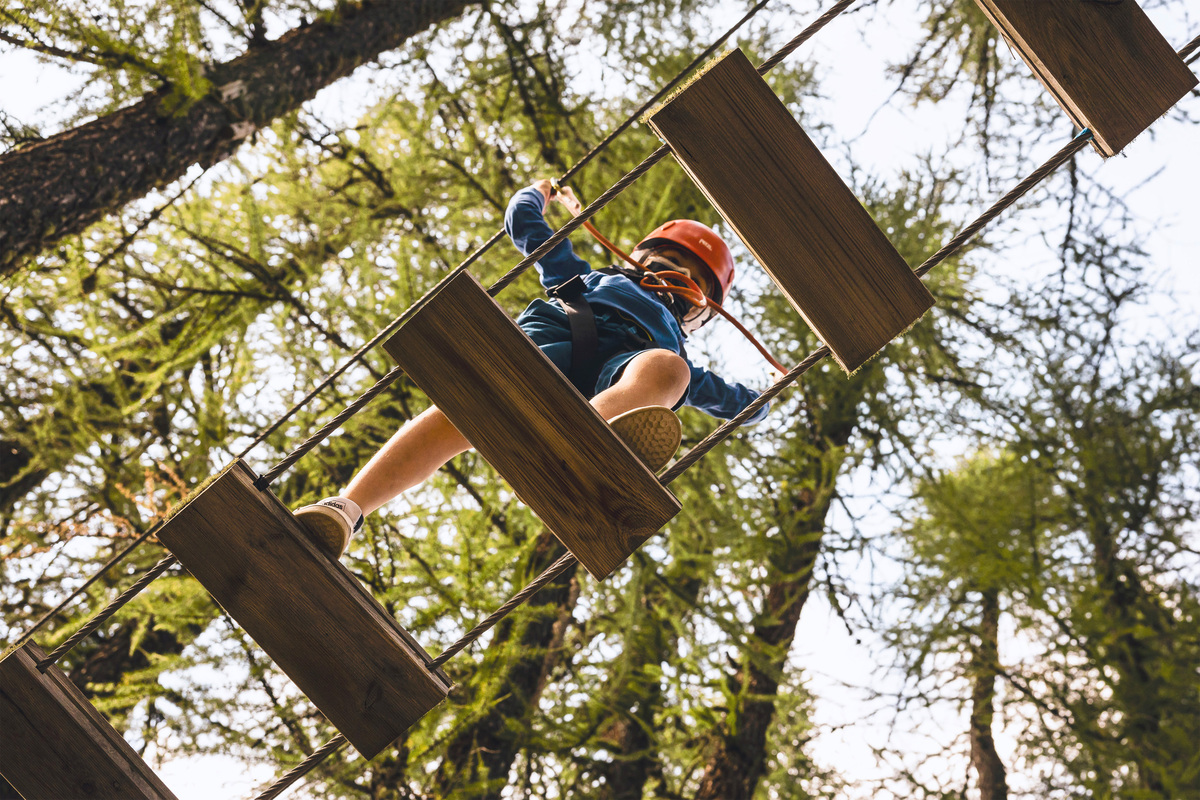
[531,179,555,205]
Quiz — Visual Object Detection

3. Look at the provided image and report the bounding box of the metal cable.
[429,121,1115,674]
[251,734,350,800]
[756,0,857,75]
[11,524,163,650]
[915,130,1093,279]
[256,366,408,489]
[1180,32,1200,62]
[561,0,776,183]
[661,346,832,483]
[429,551,579,669]
[36,555,178,670]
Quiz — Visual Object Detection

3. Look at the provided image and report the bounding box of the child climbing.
[295,179,770,555]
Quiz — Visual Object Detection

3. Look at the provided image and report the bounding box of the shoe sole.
[294,505,350,556]
[609,406,681,473]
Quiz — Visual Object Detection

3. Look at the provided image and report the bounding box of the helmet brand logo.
[698,238,713,251]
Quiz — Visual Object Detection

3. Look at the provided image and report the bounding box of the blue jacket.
[504,187,768,424]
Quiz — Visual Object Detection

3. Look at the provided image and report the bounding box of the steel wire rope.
[251,734,350,800]
[303,121,1131,793]
[1181,32,1199,62]
[11,524,163,650]
[35,556,178,670]
[410,125,1099,722]
[25,11,1194,799]
[254,0,860,487]
[8,0,780,662]
[244,3,862,797]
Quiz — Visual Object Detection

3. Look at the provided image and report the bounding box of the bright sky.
[2,0,1197,797]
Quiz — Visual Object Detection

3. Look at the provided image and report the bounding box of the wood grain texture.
[975,0,1196,157]
[156,460,450,758]
[383,270,681,580]
[647,49,934,374]
[0,642,179,800]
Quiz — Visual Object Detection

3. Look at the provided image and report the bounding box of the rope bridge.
[5,2,1196,798]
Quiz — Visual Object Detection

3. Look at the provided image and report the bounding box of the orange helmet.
[636,220,735,303]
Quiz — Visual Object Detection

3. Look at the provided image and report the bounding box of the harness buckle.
[547,273,587,301]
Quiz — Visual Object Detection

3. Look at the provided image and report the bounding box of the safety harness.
[545,274,604,392]
[545,266,679,393]
[541,180,785,394]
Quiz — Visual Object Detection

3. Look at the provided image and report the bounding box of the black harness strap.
[547,269,689,395]
[546,274,602,393]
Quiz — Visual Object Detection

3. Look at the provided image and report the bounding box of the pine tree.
[0,0,480,272]
[3,1,1195,797]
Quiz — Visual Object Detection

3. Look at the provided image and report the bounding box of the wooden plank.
[646,49,934,374]
[156,460,450,758]
[975,0,1196,157]
[383,270,682,580]
[0,642,179,800]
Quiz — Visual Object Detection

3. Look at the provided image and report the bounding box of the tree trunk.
[0,438,48,513]
[0,0,477,272]
[598,569,704,800]
[970,588,1008,800]
[692,394,860,800]
[433,530,580,798]
[694,490,830,800]
[1088,520,1168,794]
[601,696,660,800]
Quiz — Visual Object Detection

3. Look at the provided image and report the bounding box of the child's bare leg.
[344,406,469,515]
[343,350,688,516]
[590,349,691,419]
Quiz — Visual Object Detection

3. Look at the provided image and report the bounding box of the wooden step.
[383,270,682,579]
[156,460,450,758]
[974,0,1196,158]
[0,642,179,800]
[646,49,934,374]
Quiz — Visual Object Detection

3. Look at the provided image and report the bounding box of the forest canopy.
[2,0,1198,798]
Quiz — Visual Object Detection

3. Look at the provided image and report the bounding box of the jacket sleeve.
[504,187,591,290]
[684,363,771,424]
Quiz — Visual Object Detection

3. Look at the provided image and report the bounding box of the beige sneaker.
[294,497,363,557]
[608,406,681,473]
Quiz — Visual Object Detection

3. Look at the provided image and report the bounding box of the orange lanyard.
[552,184,787,373]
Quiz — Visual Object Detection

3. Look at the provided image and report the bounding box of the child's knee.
[635,349,690,391]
